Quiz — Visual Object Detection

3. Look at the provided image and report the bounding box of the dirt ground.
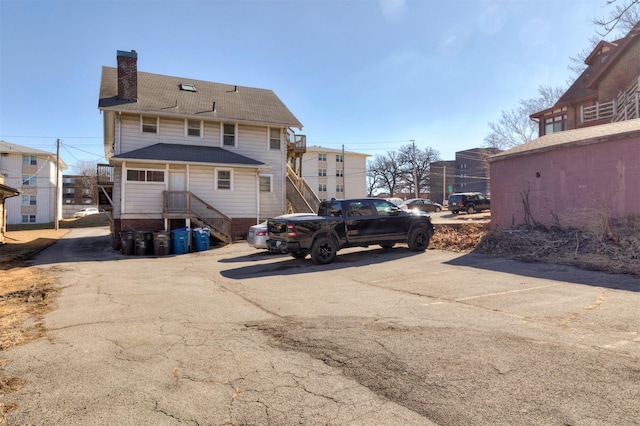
[1,218,639,423]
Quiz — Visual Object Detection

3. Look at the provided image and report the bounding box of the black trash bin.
[134,231,154,255]
[120,231,135,255]
[153,231,171,256]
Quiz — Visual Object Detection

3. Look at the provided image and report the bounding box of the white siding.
[113,115,287,221]
[118,114,222,154]
[301,148,368,200]
[123,182,164,215]
[189,165,257,217]
[1,152,62,224]
[120,163,165,218]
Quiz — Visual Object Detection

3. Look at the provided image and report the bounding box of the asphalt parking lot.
[3,226,640,425]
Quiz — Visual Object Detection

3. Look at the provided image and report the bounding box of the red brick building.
[531,22,640,136]
[490,22,640,230]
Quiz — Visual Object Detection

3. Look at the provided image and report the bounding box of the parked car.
[400,198,443,213]
[74,207,100,218]
[384,197,404,207]
[248,213,317,249]
[448,192,490,214]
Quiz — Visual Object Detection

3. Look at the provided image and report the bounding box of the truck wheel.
[466,205,476,214]
[290,252,307,259]
[310,237,337,264]
[408,227,430,251]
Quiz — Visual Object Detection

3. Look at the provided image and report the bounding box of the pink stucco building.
[489,119,640,230]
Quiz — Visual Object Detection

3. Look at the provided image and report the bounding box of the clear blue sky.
[0,0,608,171]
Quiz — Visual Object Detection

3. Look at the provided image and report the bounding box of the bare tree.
[594,0,640,35]
[71,160,99,206]
[367,151,404,197]
[484,85,564,150]
[397,144,440,197]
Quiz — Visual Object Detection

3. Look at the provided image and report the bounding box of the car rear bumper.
[267,239,301,253]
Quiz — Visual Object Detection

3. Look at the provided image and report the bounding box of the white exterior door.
[169,172,186,191]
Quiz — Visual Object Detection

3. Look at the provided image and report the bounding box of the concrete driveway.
[2,226,639,425]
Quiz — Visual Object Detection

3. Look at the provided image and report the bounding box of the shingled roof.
[98,66,303,129]
[489,118,640,162]
[111,143,267,168]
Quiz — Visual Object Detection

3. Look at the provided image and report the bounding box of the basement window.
[180,83,197,92]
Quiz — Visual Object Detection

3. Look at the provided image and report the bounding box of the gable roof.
[489,118,640,162]
[532,21,640,118]
[98,67,303,129]
[111,143,268,168]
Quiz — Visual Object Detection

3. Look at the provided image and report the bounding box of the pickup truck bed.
[268,198,434,264]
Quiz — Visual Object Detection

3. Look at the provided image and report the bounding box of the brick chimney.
[117,50,138,101]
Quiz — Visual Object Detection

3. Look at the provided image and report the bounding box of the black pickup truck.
[267,198,435,264]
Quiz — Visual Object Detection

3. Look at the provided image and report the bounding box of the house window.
[223,123,236,147]
[22,214,36,224]
[318,153,327,162]
[336,184,344,193]
[269,128,281,150]
[126,169,165,182]
[22,155,37,165]
[336,169,343,177]
[64,188,75,194]
[186,120,202,137]
[318,168,327,177]
[216,169,232,190]
[64,199,73,204]
[318,183,327,192]
[544,114,567,135]
[336,154,343,163]
[142,116,158,134]
[259,175,272,192]
[22,195,36,206]
[22,175,36,186]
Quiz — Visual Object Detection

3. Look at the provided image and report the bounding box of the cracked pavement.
[2,227,640,425]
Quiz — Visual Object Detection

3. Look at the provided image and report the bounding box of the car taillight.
[286,224,297,237]
[256,229,268,236]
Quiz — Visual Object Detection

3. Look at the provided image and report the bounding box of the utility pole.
[54,138,60,230]
[342,144,345,197]
[442,165,446,206]
[411,140,418,198]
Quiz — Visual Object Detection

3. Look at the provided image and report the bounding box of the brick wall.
[490,131,640,230]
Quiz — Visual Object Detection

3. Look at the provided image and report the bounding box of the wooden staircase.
[286,165,320,213]
[162,191,232,244]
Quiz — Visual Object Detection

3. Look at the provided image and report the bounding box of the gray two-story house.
[98,50,304,247]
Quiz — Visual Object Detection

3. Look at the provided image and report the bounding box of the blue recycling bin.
[171,228,190,255]
[192,227,210,252]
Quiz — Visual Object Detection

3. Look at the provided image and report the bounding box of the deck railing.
[163,191,231,242]
[582,75,640,123]
[97,163,114,185]
[286,165,320,213]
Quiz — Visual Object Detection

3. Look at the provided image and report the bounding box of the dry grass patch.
[1,228,68,421]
